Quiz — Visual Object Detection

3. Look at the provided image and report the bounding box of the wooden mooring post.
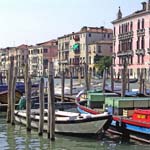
[84,63,89,91]
[70,70,73,95]
[102,69,106,93]
[38,77,44,136]
[11,66,18,125]
[7,57,14,123]
[110,65,114,92]
[26,77,32,131]
[121,58,127,97]
[47,62,55,140]
[139,70,143,94]
[61,70,65,102]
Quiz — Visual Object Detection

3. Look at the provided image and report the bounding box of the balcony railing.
[117,50,133,57]
[137,29,145,36]
[135,49,145,55]
[147,48,150,54]
[59,59,69,64]
[118,31,133,40]
[112,52,116,58]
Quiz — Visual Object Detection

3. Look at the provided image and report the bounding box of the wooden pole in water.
[38,77,44,136]
[11,66,18,125]
[7,56,14,123]
[126,69,130,91]
[47,62,55,140]
[70,70,73,95]
[78,68,81,85]
[88,70,91,90]
[26,77,32,131]
[24,59,28,97]
[61,70,65,102]
[139,70,143,94]
[102,69,106,93]
[121,58,127,97]
[84,63,89,91]
[110,65,114,92]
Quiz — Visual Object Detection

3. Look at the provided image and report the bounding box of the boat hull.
[0,90,22,104]
[14,110,111,135]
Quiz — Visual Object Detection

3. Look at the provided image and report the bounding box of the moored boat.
[14,102,112,136]
[111,109,150,143]
[114,78,138,83]
[0,90,22,104]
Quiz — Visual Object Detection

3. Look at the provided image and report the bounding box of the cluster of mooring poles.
[6,58,55,141]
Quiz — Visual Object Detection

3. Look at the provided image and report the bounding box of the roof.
[58,26,113,39]
[36,39,57,46]
[17,44,28,49]
[112,7,150,24]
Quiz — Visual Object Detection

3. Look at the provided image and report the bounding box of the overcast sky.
[0,0,145,47]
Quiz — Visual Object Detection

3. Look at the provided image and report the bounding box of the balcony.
[113,35,116,41]
[59,59,69,64]
[112,52,116,58]
[118,31,133,40]
[137,29,145,36]
[70,62,80,66]
[147,48,150,54]
[117,50,133,57]
[135,49,145,55]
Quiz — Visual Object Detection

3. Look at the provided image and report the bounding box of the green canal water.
[0,113,150,150]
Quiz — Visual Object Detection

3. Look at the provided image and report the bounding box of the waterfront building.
[0,45,28,79]
[58,26,113,77]
[88,41,112,76]
[28,40,58,77]
[112,1,150,79]
[0,47,9,78]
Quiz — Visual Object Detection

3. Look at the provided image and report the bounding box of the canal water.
[0,113,150,150]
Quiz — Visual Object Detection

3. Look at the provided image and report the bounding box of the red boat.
[111,109,150,143]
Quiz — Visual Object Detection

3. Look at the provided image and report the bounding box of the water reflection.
[0,113,150,150]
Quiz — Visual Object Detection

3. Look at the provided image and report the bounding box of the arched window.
[142,18,145,29]
[130,21,133,31]
[141,36,145,49]
[137,19,140,30]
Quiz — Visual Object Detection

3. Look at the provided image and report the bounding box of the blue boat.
[0,82,39,94]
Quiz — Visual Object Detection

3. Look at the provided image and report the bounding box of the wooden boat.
[111,109,150,143]
[0,82,39,94]
[114,78,138,83]
[14,102,112,135]
[0,90,22,104]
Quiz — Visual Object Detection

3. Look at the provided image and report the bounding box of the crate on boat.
[123,109,134,117]
[87,92,118,108]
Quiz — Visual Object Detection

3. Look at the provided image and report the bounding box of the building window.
[130,69,133,76]
[142,55,144,64]
[114,27,116,35]
[142,18,144,29]
[137,19,140,30]
[89,33,91,37]
[137,55,140,64]
[130,21,133,31]
[43,48,48,53]
[137,37,140,49]
[98,46,101,53]
[89,56,91,64]
[141,36,145,49]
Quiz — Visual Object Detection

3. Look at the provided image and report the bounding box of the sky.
[0,0,145,48]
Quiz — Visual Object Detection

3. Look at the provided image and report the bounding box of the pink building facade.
[112,1,150,79]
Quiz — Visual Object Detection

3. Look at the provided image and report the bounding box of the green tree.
[95,56,112,75]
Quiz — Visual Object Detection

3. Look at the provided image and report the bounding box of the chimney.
[141,2,147,11]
